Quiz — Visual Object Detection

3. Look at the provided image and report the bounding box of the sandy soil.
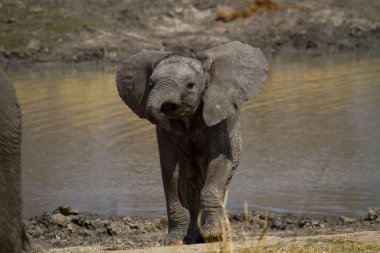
[1,0,380,67]
[25,206,380,252]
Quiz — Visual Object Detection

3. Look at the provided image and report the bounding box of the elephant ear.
[116,50,169,118]
[196,41,268,126]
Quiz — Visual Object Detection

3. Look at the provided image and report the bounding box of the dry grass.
[201,203,380,253]
[199,198,273,253]
[235,238,380,253]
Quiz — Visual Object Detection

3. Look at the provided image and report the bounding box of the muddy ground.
[25,206,380,252]
[1,0,380,67]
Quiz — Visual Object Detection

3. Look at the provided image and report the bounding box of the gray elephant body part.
[117,41,268,244]
[0,69,22,252]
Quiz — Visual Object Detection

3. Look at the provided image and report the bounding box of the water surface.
[10,53,380,218]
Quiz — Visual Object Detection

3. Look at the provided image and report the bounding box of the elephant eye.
[187,82,195,89]
[148,81,154,88]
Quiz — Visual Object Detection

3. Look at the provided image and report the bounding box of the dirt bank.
[1,0,380,67]
[25,206,380,252]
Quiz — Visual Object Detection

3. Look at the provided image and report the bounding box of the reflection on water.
[10,53,380,218]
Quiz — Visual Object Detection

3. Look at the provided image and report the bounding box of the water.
[9,53,380,218]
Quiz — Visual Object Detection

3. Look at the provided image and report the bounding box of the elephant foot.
[164,229,187,245]
[199,221,225,242]
[183,229,204,244]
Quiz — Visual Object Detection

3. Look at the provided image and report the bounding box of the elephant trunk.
[146,81,180,125]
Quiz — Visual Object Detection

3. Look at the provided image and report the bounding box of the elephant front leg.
[163,168,190,245]
[157,127,189,245]
[199,154,232,241]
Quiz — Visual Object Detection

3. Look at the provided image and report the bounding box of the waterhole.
[10,52,380,218]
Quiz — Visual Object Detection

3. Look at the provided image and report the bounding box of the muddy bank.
[1,0,380,67]
[25,206,380,252]
[45,231,380,252]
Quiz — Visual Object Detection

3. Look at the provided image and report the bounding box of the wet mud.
[25,206,380,252]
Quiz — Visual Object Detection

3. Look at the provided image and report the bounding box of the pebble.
[365,208,379,221]
[29,226,44,238]
[67,223,74,232]
[311,220,319,226]
[339,216,354,224]
[123,216,132,222]
[56,205,79,216]
[107,227,117,236]
[129,223,140,229]
[51,213,70,227]
[71,216,93,229]
[272,219,286,230]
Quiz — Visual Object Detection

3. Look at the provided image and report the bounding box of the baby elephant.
[116,41,268,244]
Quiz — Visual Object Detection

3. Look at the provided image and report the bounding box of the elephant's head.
[116,41,268,129]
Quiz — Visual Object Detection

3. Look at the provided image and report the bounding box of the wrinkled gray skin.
[0,69,22,252]
[116,41,268,244]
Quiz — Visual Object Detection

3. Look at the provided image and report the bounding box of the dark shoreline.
[25,206,380,251]
[5,47,380,73]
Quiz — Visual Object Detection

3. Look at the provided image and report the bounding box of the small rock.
[26,39,41,51]
[286,218,297,225]
[174,7,183,14]
[102,220,110,225]
[71,216,93,229]
[319,223,326,228]
[57,205,79,216]
[311,220,319,226]
[28,225,44,238]
[50,213,70,227]
[78,229,92,236]
[129,223,140,229]
[298,219,307,227]
[107,227,117,236]
[67,223,75,232]
[272,219,286,230]
[339,216,354,224]
[123,216,132,222]
[365,208,379,221]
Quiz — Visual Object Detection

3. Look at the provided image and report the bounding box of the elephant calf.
[0,69,22,252]
[116,41,268,244]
